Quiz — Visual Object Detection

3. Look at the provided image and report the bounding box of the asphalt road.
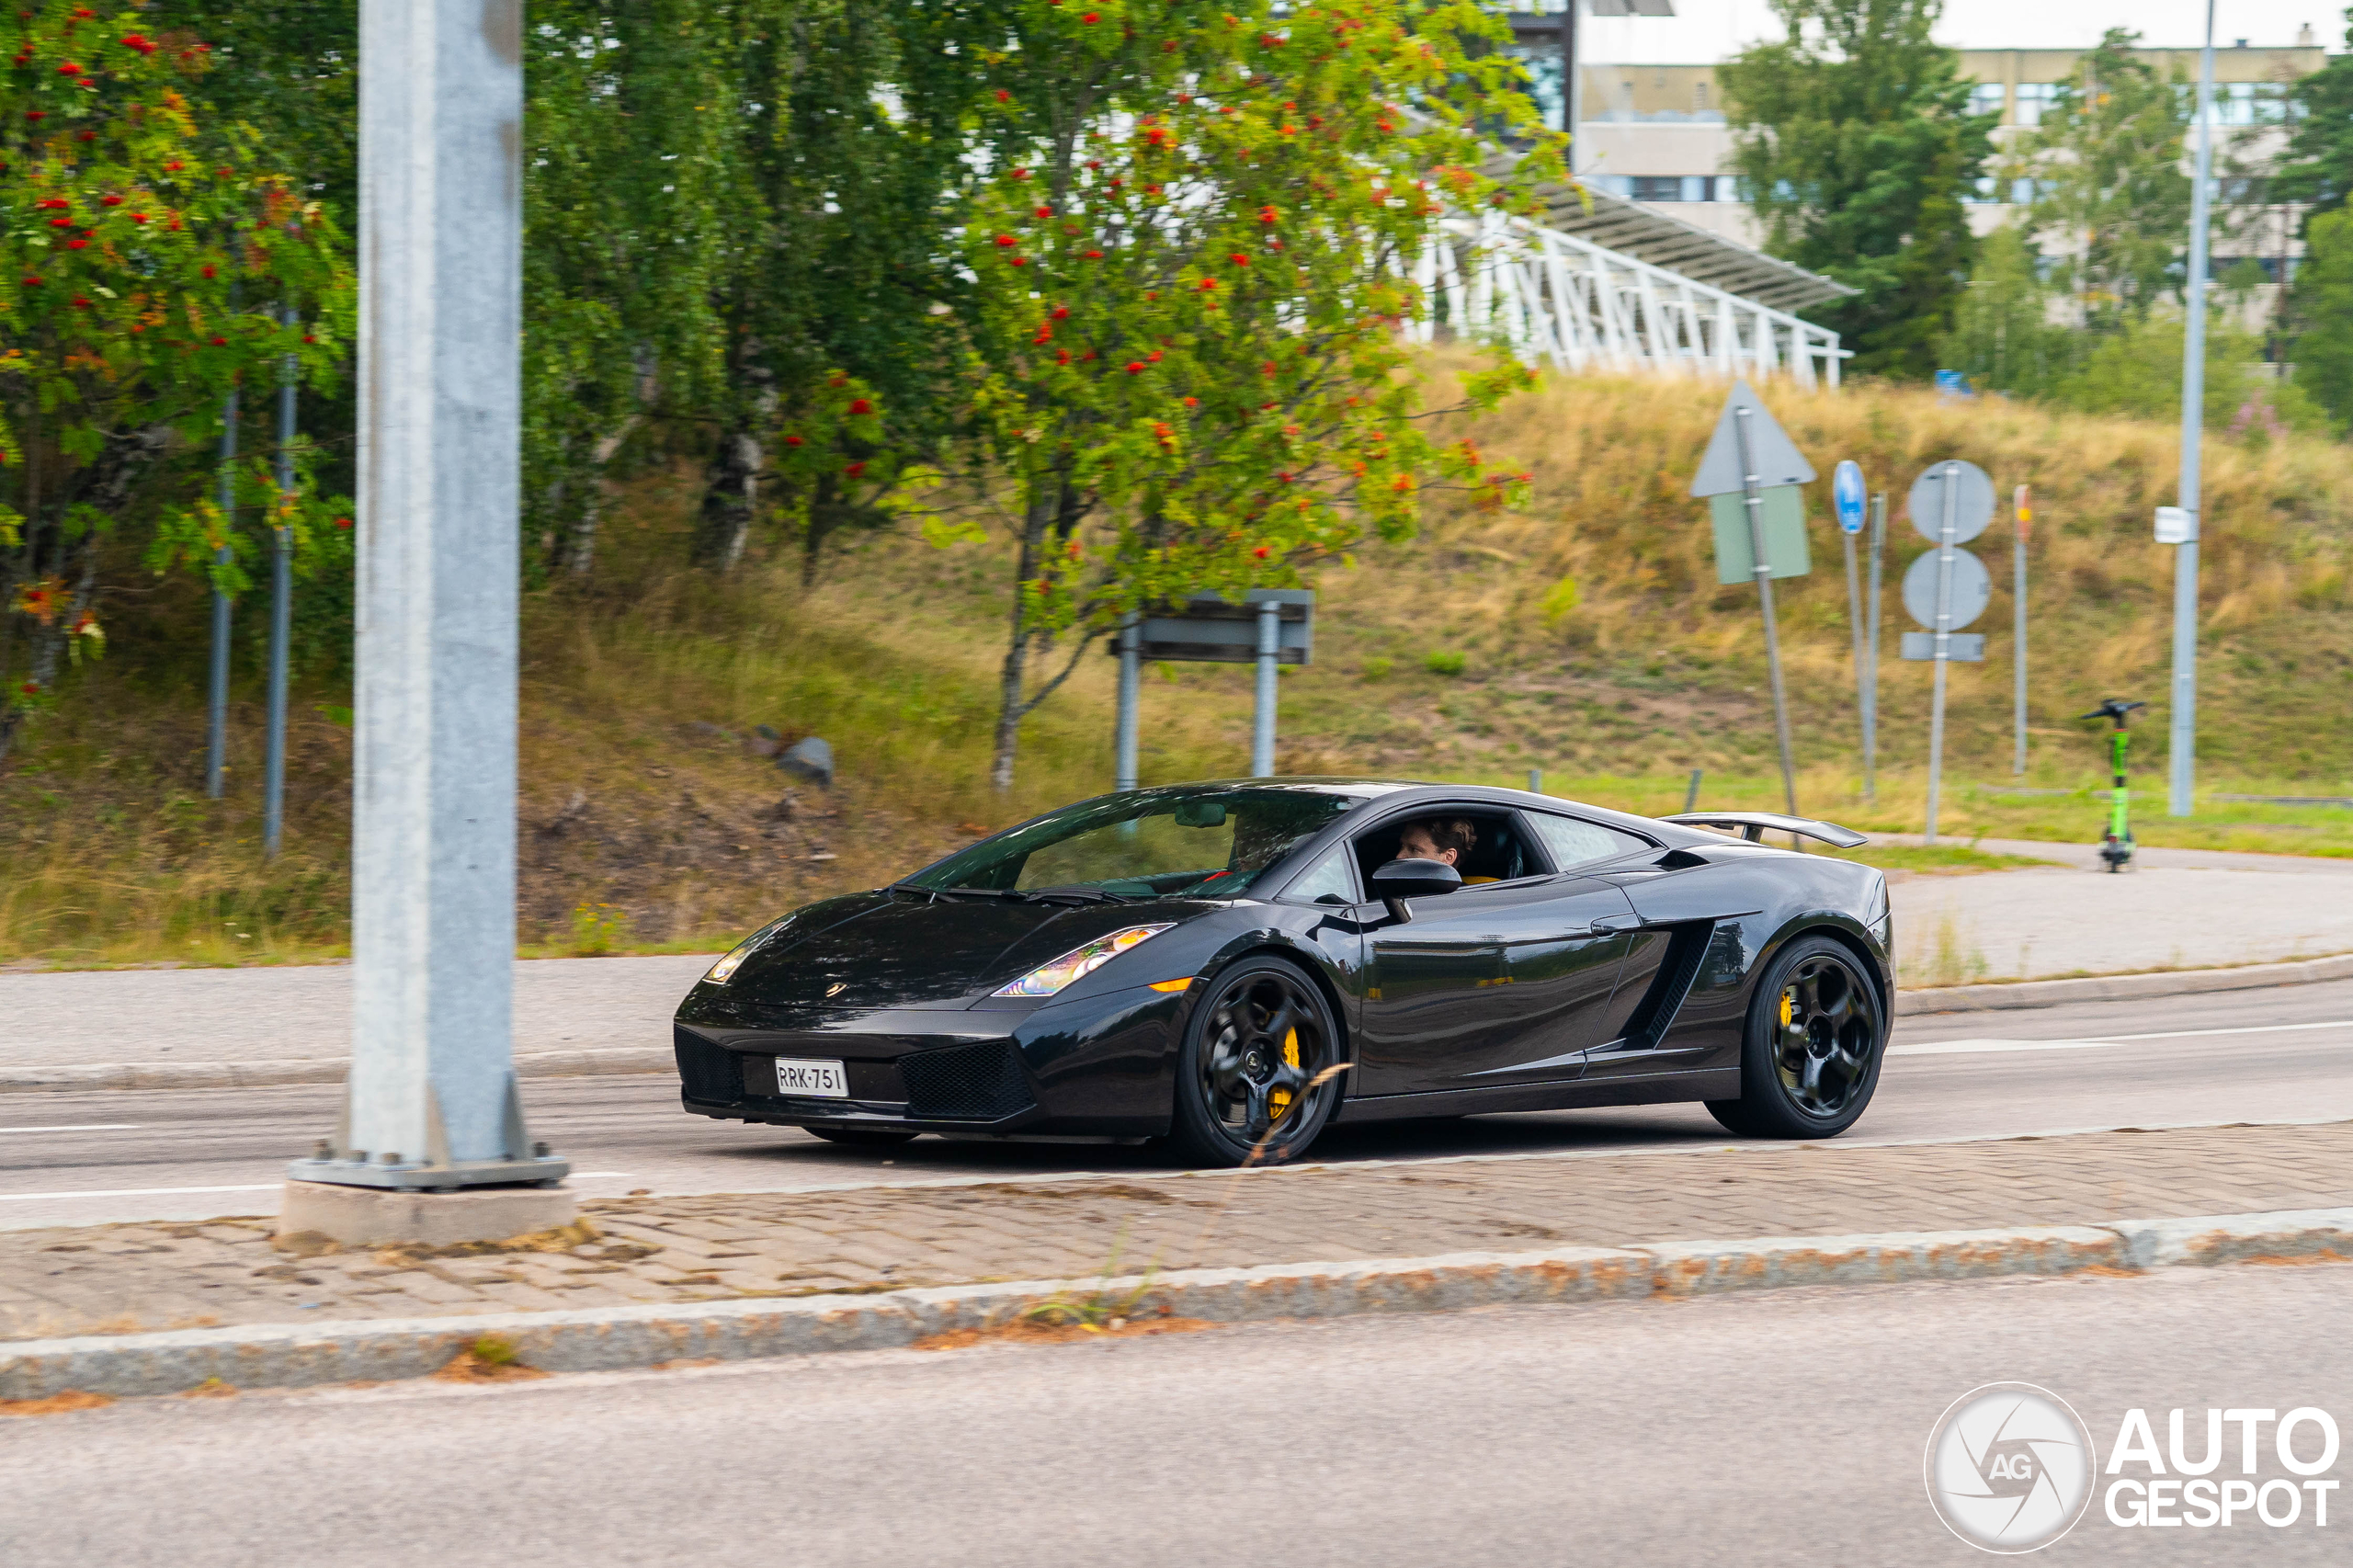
[4,978,2350,1231]
[6,1262,2347,1566]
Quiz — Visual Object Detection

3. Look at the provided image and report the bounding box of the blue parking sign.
[1833,460,1867,536]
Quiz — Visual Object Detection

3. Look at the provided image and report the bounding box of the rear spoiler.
[1660,812,1868,849]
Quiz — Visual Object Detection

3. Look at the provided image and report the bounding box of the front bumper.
[672,982,1191,1138]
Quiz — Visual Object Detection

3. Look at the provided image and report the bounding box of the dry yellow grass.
[4,361,2350,966]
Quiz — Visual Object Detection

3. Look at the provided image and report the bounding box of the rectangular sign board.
[1122,589,1314,665]
[1900,632,1984,662]
[1710,488,1813,585]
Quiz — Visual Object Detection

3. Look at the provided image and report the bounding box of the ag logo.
[1925,1382,2097,1553]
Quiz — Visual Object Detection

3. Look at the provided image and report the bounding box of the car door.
[1354,814,1641,1096]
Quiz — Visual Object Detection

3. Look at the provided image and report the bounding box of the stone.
[275,1181,578,1248]
[779,735,834,787]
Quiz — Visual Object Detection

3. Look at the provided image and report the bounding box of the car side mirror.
[1368,858,1461,923]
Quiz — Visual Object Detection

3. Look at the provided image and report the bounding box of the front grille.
[674,1027,742,1102]
[899,1040,1034,1121]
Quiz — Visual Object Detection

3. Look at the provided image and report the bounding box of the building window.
[1969,82,2006,120]
[2014,83,2056,127]
[1694,80,1711,112]
[1629,176,1688,202]
[1714,175,1741,203]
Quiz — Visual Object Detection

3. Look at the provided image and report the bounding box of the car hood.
[722,892,1211,1011]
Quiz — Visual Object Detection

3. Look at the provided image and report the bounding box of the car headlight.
[704,916,793,985]
[993,925,1176,998]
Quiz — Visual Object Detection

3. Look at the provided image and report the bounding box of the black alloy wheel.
[1706,933,1885,1139]
[804,1126,921,1147]
[1169,956,1345,1167]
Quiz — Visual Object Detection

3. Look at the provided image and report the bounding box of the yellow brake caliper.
[1270,1028,1300,1119]
[1779,989,1796,1030]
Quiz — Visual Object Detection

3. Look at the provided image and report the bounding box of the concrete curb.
[11,949,2353,1095]
[7,1207,2346,1401]
[0,1046,670,1095]
[1893,950,2353,1017]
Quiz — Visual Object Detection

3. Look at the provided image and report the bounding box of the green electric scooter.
[2078,699,2146,872]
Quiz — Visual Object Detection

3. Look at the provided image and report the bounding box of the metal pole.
[2170,0,2218,818]
[265,308,297,858]
[1843,524,1864,790]
[1528,768,1542,796]
[204,389,237,799]
[1683,768,1703,812]
[1864,492,1884,802]
[286,0,566,1214]
[1251,600,1279,778]
[1733,407,1801,814]
[2012,483,2029,778]
[1114,613,1141,792]
[1925,464,1959,845]
[1563,0,1581,159]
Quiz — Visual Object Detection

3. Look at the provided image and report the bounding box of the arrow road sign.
[1833,460,1867,536]
[1906,460,1995,545]
[1903,548,1991,630]
[1689,380,1816,498]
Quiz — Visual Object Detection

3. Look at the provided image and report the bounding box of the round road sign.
[1833,460,1867,536]
[1902,548,1992,631]
[1906,460,1995,545]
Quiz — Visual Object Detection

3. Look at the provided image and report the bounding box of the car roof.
[1109,778,1717,846]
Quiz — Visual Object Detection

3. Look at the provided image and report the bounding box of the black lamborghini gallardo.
[673,779,1892,1165]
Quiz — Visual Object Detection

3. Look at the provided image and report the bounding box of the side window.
[1280,845,1360,905]
[1528,812,1653,872]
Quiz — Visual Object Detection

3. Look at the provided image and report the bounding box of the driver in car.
[1396,818,1497,883]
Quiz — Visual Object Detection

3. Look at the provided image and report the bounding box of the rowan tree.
[952,0,1560,789]
[1,2,352,761]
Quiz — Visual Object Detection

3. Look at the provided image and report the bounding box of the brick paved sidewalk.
[6,1121,2350,1344]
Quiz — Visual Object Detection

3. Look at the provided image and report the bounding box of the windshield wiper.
[891,882,1025,903]
[1017,885,1142,905]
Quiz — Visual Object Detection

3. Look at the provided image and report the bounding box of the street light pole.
[280,0,568,1243]
[2169,0,2218,817]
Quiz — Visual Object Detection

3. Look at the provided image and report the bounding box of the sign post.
[1834,460,1868,795]
[1902,460,1995,845]
[2013,483,2030,778]
[1690,381,1814,816]
[1864,490,1885,801]
[2169,0,2219,818]
[1109,591,1313,786]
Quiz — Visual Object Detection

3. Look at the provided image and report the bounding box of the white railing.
[1408,213,1847,389]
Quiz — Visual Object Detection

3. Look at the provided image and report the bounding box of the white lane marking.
[1893,1018,2353,1057]
[1889,1039,2113,1057]
[0,1124,142,1134]
[0,1173,631,1202]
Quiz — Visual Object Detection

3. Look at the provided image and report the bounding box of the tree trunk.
[989,483,1058,791]
[692,426,766,571]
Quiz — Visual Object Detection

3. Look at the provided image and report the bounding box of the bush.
[1424,650,1467,677]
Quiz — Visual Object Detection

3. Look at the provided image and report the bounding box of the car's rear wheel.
[1169,956,1345,1168]
[1706,933,1885,1140]
[803,1126,921,1147]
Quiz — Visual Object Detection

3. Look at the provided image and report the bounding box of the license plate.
[768,1058,849,1098]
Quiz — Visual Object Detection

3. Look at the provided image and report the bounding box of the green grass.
[9,366,2353,968]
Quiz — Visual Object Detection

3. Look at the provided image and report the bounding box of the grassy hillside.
[6,367,2352,968]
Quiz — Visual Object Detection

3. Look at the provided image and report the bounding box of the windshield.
[903,786,1359,900]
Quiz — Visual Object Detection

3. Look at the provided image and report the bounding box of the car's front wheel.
[1706,933,1886,1139]
[1169,956,1346,1168]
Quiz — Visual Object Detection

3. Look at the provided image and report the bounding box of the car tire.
[1169,955,1346,1169]
[803,1126,921,1147]
[1705,933,1886,1140]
